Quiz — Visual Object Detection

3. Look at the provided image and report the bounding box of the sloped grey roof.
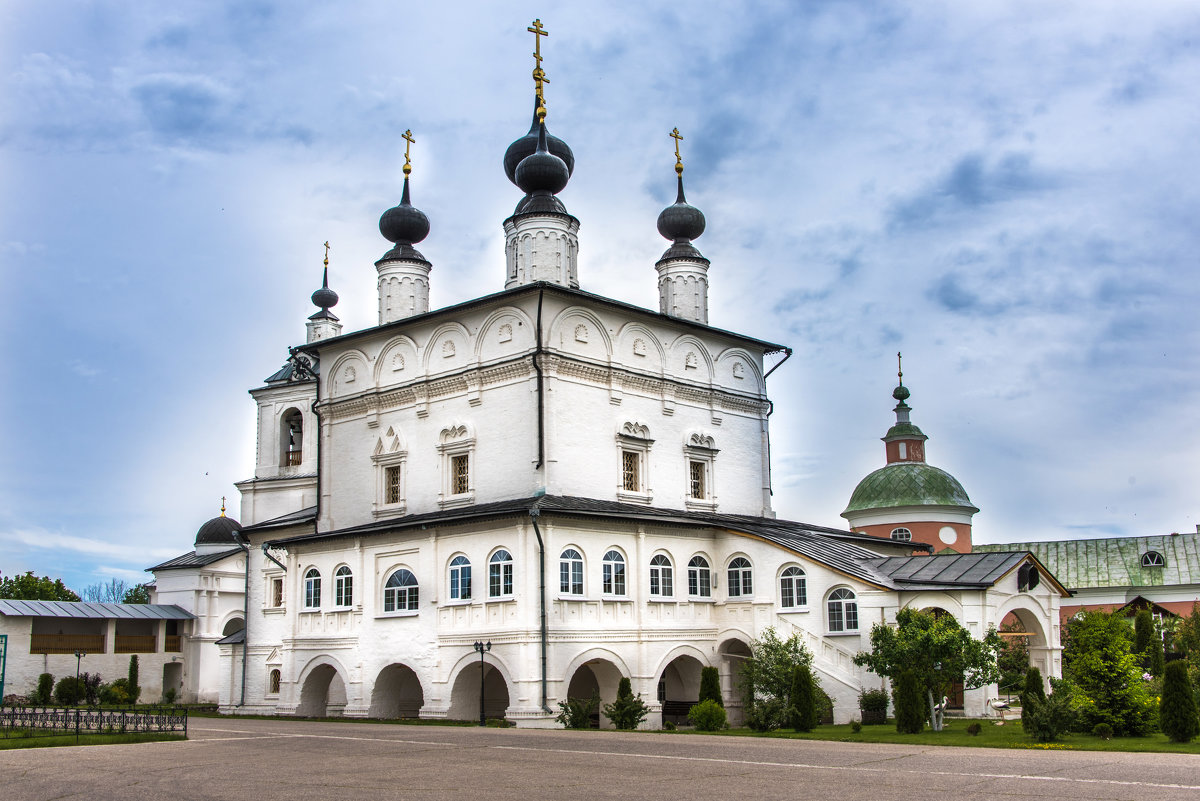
[147,547,243,572]
[974,533,1200,590]
[240,505,318,533]
[215,628,246,645]
[0,600,194,620]
[865,552,1028,588]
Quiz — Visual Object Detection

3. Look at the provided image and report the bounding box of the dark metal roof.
[147,547,244,572]
[294,282,788,357]
[865,552,1027,588]
[215,629,246,645]
[0,600,195,620]
[262,495,944,590]
[240,505,318,533]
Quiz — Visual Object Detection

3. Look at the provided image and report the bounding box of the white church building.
[147,31,1066,726]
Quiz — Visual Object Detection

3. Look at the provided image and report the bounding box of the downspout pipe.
[261,544,287,572]
[534,287,546,470]
[762,348,792,507]
[528,508,551,714]
[234,531,251,707]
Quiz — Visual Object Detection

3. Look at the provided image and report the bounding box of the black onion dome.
[195,515,241,547]
[379,178,430,246]
[657,176,706,242]
[311,266,338,310]
[503,95,575,185]
[515,122,570,196]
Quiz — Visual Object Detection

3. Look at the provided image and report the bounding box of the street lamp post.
[473,641,491,726]
[73,650,86,743]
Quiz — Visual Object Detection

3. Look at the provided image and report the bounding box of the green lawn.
[680,720,1200,754]
[0,732,186,750]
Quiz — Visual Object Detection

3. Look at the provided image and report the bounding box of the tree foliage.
[0,571,80,601]
[688,698,727,731]
[556,691,599,729]
[789,664,818,732]
[123,583,152,604]
[1021,690,1075,742]
[602,677,649,730]
[699,666,723,707]
[1160,660,1199,743]
[739,627,816,731]
[127,655,141,704]
[891,670,925,734]
[854,608,1002,731]
[1062,610,1155,736]
[1020,666,1046,730]
[997,620,1030,693]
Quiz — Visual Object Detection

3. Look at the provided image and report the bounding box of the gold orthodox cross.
[528,19,550,117]
[220,496,227,516]
[402,129,415,176]
[323,240,330,267]
[897,351,903,385]
[670,127,684,175]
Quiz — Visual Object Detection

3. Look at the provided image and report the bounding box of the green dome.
[842,462,977,516]
[884,421,926,440]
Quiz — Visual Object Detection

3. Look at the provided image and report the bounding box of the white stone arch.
[549,306,613,358]
[218,610,245,637]
[667,334,714,383]
[615,322,666,374]
[715,347,764,393]
[367,661,429,719]
[474,306,536,362]
[422,321,473,375]
[326,349,371,398]
[995,597,1051,649]
[374,334,420,385]
[446,648,514,721]
[652,643,713,679]
[902,593,966,621]
[295,653,352,717]
[561,647,635,689]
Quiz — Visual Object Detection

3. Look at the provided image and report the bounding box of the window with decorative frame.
[383,568,419,613]
[560,548,584,595]
[687,555,712,598]
[615,422,653,503]
[779,566,807,609]
[683,433,718,511]
[303,568,321,610]
[268,669,281,695]
[727,557,753,599]
[602,550,626,596]
[489,549,514,598]
[827,587,858,633]
[372,427,408,516]
[649,554,674,598]
[334,565,353,607]
[890,527,912,542]
[269,577,284,608]
[449,555,472,601]
[437,424,475,509]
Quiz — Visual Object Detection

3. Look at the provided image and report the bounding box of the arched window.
[268,669,281,695]
[602,550,626,596]
[827,588,858,633]
[449,555,472,600]
[334,565,353,607]
[890,527,912,542]
[281,408,303,467]
[649,554,673,597]
[780,566,807,608]
[687,556,711,598]
[489,550,514,598]
[727,557,753,598]
[560,548,584,595]
[1141,551,1165,568]
[303,568,321,610]
[383,568,419,612]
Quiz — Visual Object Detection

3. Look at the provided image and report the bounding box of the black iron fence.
[0,706,188,740]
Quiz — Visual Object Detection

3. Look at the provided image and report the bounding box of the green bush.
[556,691,599,729]
[54,676,84,706]
[34,673,54,705]
[1022,691,1075,742]
[163,687,177,705]
[127,655,141,704]
[858,688,890,713]
[1092,722,1113,740]
[966,722,982,736]
[745,697,787,732]
[1062,611,1156,736]
[485,717,512,728]
[849,720,862,733]
[892,670,925,734]
[99,679,133,706]
[663,720,676,731]
[1159,659,1200,742]
[1020,666,1046,729]
[689,698,728,731]
[602,677,649,730]
[80,672,102,706]
[699,666,723,707]
[789,664,818,732]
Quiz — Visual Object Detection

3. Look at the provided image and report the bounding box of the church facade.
[148,28,1066,726]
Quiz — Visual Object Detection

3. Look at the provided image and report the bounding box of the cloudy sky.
[2,1,1198,594]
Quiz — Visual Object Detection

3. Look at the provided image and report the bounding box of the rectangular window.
[451,453,470,495]
[270,578,284,608]
[689,460,706,499]
[622,450,640,492]
[385,465,403,504]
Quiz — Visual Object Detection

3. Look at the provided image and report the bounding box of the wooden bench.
[661,700,697,726]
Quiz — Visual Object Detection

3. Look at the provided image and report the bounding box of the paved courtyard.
[2,717,1199,801]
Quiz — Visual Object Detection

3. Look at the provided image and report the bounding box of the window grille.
[451,453,470,495]
[689,460,706,499]
[385,465,403,504]
[622,450,640,492]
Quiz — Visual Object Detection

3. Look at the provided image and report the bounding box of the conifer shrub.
[53,676,84,706]
[34,673,54,705]
[699,666,723,707]
[688,698,728,731]
[849,720,862,733]
[789,664,818,732]
[602,677,649,730]
[892,670,925,734]
[1020,666,1046,729]
[127,655,141,704]
[1022,691,1075,742]
[556,691,599,729]
[1159,659,1200,743]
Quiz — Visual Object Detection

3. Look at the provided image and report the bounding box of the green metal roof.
[843,462,977,516]
[884,422,926,440]
[974,533,1200,590]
